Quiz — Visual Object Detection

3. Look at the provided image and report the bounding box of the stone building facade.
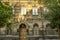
[0,0,59,40]
[2,0,49,33]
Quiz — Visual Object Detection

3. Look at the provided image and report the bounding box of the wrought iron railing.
[0,29,58,37]
[27,29,58,35]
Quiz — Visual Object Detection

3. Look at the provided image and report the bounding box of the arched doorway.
[18,23,27,40]
[33,23,39,35]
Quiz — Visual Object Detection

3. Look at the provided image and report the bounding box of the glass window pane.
[32,7,38,15]
[21,6,26,15]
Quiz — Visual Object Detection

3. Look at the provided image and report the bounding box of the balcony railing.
[27,29,58,35]
[0,29,59,38]
[0,30,19,35]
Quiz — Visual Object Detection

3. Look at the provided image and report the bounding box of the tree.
[44,5,60,38]
[37,0,60,39]
[0,1,13,34]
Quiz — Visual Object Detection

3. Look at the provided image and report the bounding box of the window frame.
[20,6,26,15]
[32,7,38,15]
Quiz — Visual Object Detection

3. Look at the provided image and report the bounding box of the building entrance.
[18,23,27,40]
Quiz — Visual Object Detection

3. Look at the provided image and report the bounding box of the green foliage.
[38,0,60,29]
[0,2,13,28]
[38,0,59,6]
[44,5,60,28]
[7,23,12,29]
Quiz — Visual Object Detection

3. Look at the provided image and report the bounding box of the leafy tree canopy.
[0,1,13,27]
[36,0,60,29]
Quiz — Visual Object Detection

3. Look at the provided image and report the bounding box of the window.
[12,6,14,14]
[33,23,39,35]
[32,7,38,15]
[28,29,33,35]
[34,29,39,35]
[21,6,26,15]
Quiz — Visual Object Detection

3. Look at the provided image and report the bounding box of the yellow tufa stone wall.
[1,0,45,21]
[1,0,48,28]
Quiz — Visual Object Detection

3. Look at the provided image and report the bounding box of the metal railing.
[27,29,58,35]
[0,30,19,35]
[0,29,59,38]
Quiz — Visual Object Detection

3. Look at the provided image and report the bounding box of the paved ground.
[0,37,60,40]
[0,35,60,40]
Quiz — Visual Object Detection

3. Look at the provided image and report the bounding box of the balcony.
[0,29,59,39]
[27,29,59,38]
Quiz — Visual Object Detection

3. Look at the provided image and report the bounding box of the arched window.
[46,24,58,35]
[33,23,39,35]
[46,24,51,29]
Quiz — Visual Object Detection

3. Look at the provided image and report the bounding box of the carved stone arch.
[19,23,26,28]
[19,22,29,28]
[33,23,39,28]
